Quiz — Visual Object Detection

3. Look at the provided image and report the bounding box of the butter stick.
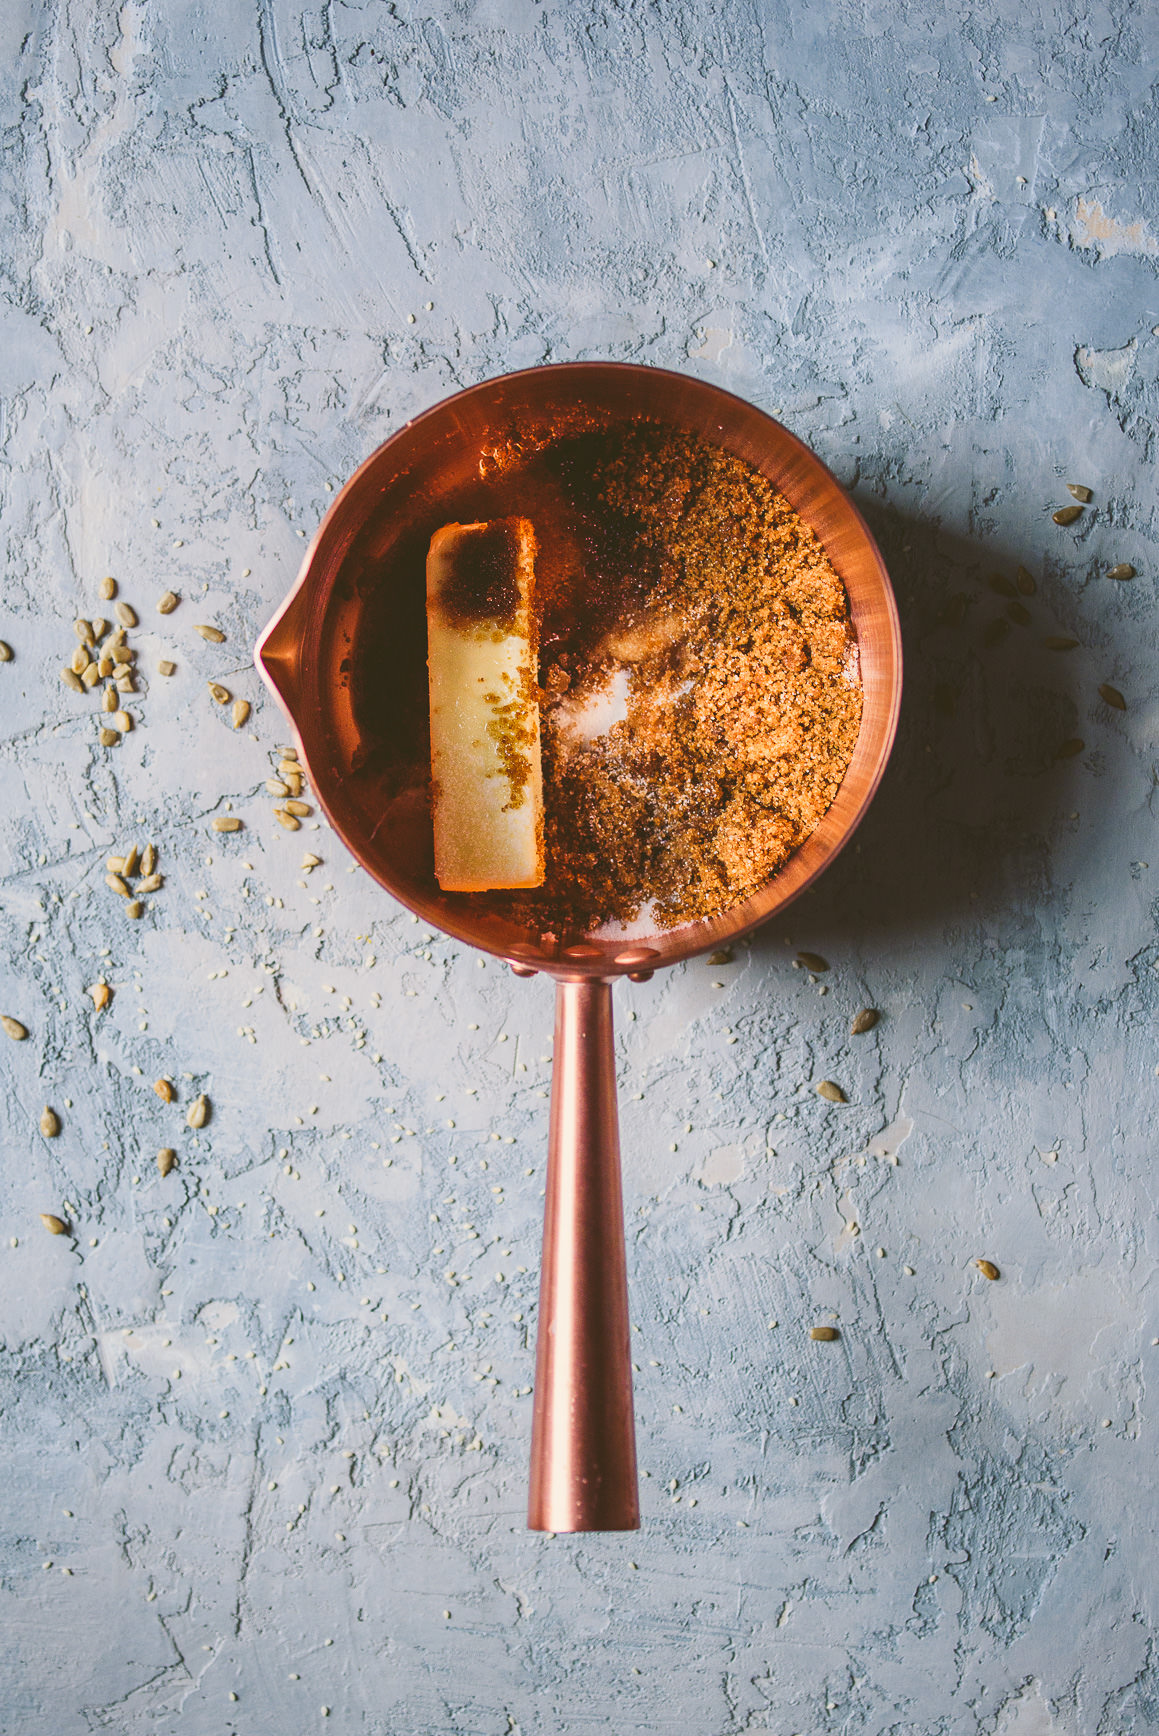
[426,517,544,891]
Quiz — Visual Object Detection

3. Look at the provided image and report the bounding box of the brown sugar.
[490,423,863,932]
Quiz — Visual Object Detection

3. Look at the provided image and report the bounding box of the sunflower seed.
[213,817,242,832]
[114,601,138,628]
[1067,483,1093,502]
[0,642,11,661]
[70,645,89,674]
[107,856,125,872]
[141,844,156,876]
[187,1094,210,1129]
[194,624,225,643]
[1043,636,1079,651]
[40,1213,69,1236]
[851,1008,879,1034]
[112,646,135,665]
[61,666,84,692]
[137,873,162,893]
[1056,738,1085,759]
[157,1149,177,1177]
[99,575,117,600]
[277,758,301,776]
[232,699,250,729]
[1099,683,1126,710]
[101,685,118,712]
[157,591,179,614]
[1108,563,1135,581]
[266,779,289,797]
[987,573,1016,597]
[106,626,126,648]
[97,656,114,678]
[106,873,131,898]
[88,982,111,1010]
[98,727,119,747]
[1017,565,1037,594]
[810,1326,840,1341]
[123,844,140,878]
[80,662,100,688]
[74,618,94,644]
[283,774,303,796]
[816,1080,846,1103]
[2,1015,28,1040]
[113,710,133,732]
[154,1078,175,1103]
[301,853,321,868]
[125,899,143,919]
[706,949,733,965]
[976,1259,1000,1280]
[208,682,230,704]
[1006,600,1031,627]
[40,1107,60,1137]
[797,951,829,972]
[274,809,300,831]
[158,659,176,676]
[283,800,311,817]
[115,674,135,693]
[1052,505,1083,525]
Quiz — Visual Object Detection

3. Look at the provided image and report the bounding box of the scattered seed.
[1052,505,1083,525]
[156,591,179,614]
[0,642,11,661]
[283,800,311,817]
[274,809,300,831]
[157,1149,177,1176]
[1067,483,1093,503]
[61,666,84,692]
[98,575,117,600]
[101,686,118,713]
[112,646,135,667]
[2,1015,28,1040]
[232,699,250,729]
[40,1108,60,1137]
[98,728,119,747]
[158,660,176,676]
[154,1078,176,1103]
[106,626,126,648]
[213,817,242,832]
[40,1213,69,1236]
[70,646,89,675]
[1006,600,1031,627]
[706,948,733,965]
[137,873,162,892]
[976,1259,1000,1281]
[1099,683,1126,711]
[107,856,125,873]
[301,853,321,868]
[97,656,114,678]
[194,624,225,643]
[987,573,1016,597]
[1107,563,1135,581]
[88,982,111,1010]
[91,617,108,640]
[816,1080,846,1103]
[114,601,138,628]
[982,618,1009,648]
[797,951,829,972]
[208,682,231,704]
[1056,738,1085,759]
[187,1094,210,1129]
[142,844,156,876]
[125,899,144,919]
[74,618,94,644]
[810,1326,840,1342]
[106,873,131,899]
[277,760,302,779]
[851,1008,879,1034]
[266,779,289,797]
[1043,636,1079,651]
[113,710,133,732]
[123,844,140,877]
[80,663,100,688]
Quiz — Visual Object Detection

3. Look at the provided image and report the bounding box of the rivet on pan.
[615,947,660,966]
[627,970,654,983]
[508,960,538,978]
[562,944,602,960]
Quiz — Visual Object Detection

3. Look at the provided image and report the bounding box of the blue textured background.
[2,3,1158,1732]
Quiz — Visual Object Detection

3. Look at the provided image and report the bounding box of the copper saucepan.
[255,362,902,1532]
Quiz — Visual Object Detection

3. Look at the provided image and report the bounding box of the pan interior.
[276,366,900,972]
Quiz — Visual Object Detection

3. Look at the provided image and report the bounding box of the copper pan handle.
[528,978,639,1531]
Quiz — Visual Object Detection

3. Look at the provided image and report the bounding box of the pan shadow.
[750,498,1094,962]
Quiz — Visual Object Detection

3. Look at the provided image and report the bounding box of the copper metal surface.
[255,361,903,1532]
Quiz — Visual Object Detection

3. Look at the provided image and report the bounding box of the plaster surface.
[2,3,1158,1732]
